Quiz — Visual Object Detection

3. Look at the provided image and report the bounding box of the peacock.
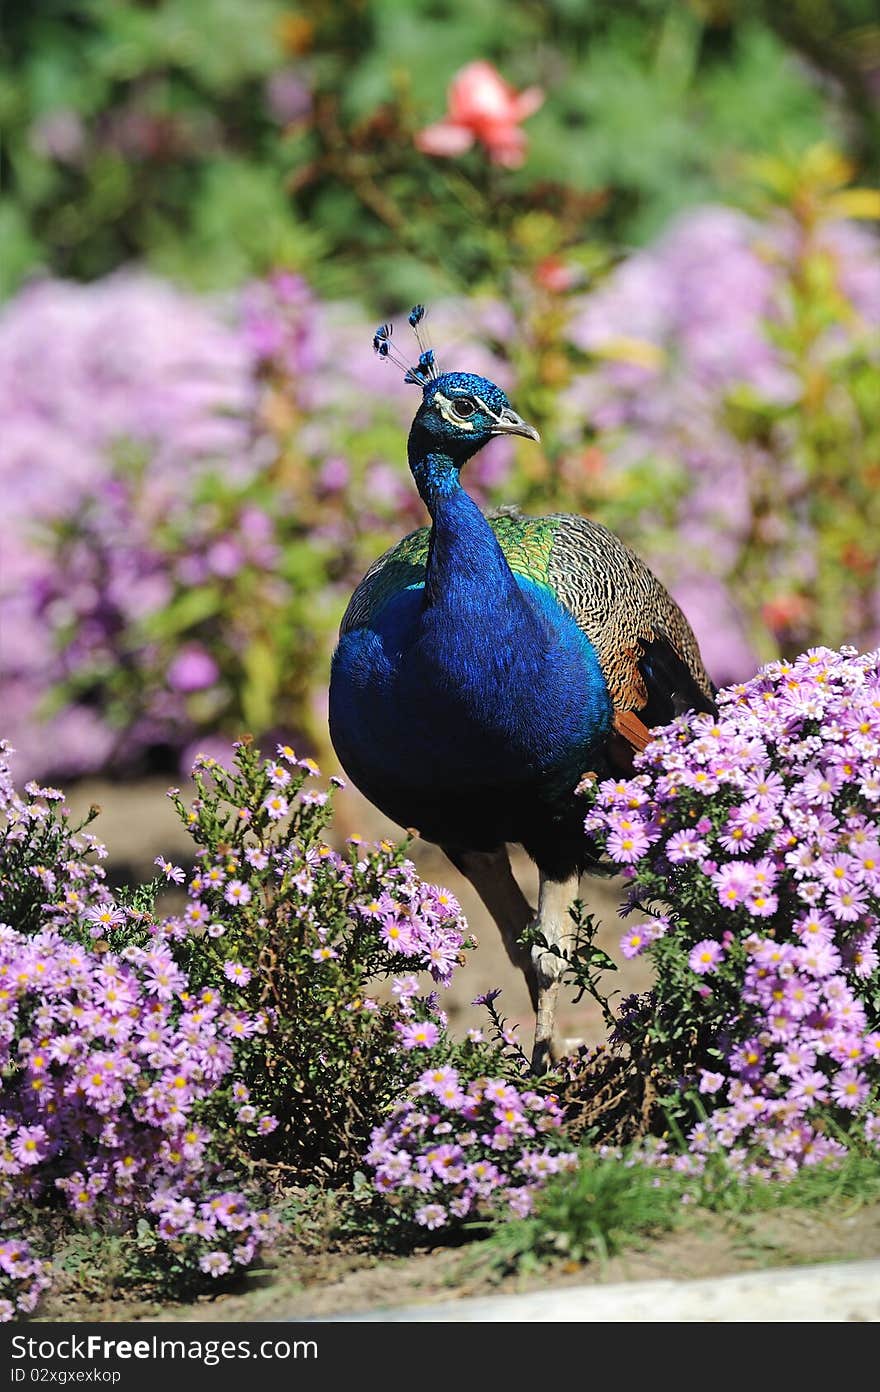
[329,307,716,1069]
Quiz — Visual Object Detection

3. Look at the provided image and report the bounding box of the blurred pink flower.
[415,61,543,169]
[167,645,220,693]
[29,109,86,164]
[264,69,312,125]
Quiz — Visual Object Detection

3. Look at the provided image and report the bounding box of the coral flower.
[415,61,543,168]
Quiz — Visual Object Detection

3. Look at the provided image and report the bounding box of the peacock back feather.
[341,510,554,633]
[341,506,712,722]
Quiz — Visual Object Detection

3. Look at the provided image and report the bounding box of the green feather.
[340,512,560,634]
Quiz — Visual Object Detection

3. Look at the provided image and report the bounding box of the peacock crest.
[372,304,440,388]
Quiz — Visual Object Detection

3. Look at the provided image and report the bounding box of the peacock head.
[413,371,539,455]
[373,306,539,464]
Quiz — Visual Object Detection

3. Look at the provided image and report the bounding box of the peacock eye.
[451,397,476,418]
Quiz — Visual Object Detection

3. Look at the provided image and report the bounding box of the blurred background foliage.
[3,0,880,299]
[0,0,878,780]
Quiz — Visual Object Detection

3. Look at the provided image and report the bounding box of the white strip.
[317,1258,880,1323]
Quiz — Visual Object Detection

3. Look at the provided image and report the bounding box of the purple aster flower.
[819,854,860,893]
[745,889,779,918]
[10,1125,48,1167]
[667,828,710,862]
[796,939,842,979]
[223,880,252,907]
[392,975,420,1000]
[222,961,252,986]
[606,822,652,863]
[311,945,338,961]
[414,1203,446,1230]
[262,793,289,821]
[788,1070,830,1105]
[712,861,756,908]
[264,762,291,787]
[199,1251,232,1277]
[620,926,650,959]
[154,858,186,884]
[728,1039,765,1081]
[688,939,725,974]
[826,884,868,922]
[396,1020,440,1050]
[379,918,416,954]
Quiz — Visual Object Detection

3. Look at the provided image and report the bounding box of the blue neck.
[407,436,522,612]
[407,437,462,507]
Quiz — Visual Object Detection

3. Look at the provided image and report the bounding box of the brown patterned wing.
[546,513,716,723]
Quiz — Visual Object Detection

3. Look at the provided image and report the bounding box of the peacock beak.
[491,408,540,443]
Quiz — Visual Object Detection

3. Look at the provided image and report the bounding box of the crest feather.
[372,306,440,388]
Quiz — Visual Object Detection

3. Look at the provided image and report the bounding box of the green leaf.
[241,635,279,733]
[140,586,220,640]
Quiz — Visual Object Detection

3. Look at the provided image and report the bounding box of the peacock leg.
[530,871,581,1074]
[441,845,539,1011]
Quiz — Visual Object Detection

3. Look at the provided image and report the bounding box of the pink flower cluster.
[146,1188,277,1280]
[585,645,880,1178]
[177,746,469,991]
[366,1068,574,1227]
[0,739,289,1315]
[355,879,466,987]
[0,922,271,1215]
[0,274,268,778]
[0,739,120,941]
[0,733,485,1313]
[0,1236,51,1321]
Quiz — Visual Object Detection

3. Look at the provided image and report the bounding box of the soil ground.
[45,776,880,1323]
[39,1197,880,1322]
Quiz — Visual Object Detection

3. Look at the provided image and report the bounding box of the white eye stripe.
[433,390,474,430]
[432,391,500,431]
